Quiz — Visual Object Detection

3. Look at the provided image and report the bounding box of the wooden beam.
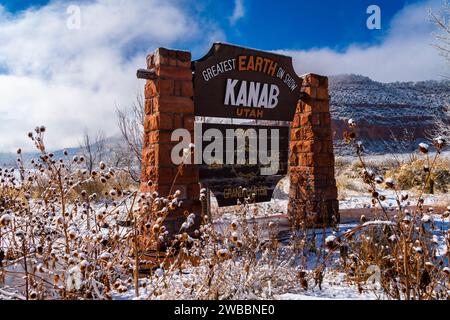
[136,68,157,80]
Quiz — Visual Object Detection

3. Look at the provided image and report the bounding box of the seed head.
[68,228,77,240]
[433,136,445,151]
[29,291,38,300]
[325,235,338,250]
[374,176,384,184]
[385,178,395,189]
[231,231,238,243]
[217,248,230,259]
[79,260,89,272]
[360,215,367,223]
[355,140,364,153]
[418,143,429,154]
[0,214,13,227]
[97,211,104,221]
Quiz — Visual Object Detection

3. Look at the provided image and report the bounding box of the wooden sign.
[198,123,289,207]
[139,46,337,228]
[193,43,302,121]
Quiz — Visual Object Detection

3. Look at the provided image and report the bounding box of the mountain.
[0,74,448,165]
[0,136,124,167]
[0,147,80,167]
[329,74,449,154]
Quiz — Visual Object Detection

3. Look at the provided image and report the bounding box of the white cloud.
[0,0,222,152]
[0,0,446,153]
[277,0,448,83]
[229,0,245,25]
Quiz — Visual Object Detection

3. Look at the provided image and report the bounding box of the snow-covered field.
[0,212,448,300]
[0,152,448,300]
[6,212,439,301]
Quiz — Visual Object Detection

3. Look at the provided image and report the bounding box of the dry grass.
[0,127,327,300]
[0,125,448,300]
[386,157,450,193]
[337,121,450,299]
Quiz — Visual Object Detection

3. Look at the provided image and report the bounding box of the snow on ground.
[1,210,447,300]
[1,153,447,300]
[211,189,448,218]
[339,190,449,210]
[274,273,380,300]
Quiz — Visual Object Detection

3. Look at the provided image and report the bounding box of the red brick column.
[288,73,339,227]
[140,47,201,234]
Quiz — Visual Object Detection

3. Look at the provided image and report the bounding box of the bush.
[387,158,450,193]
[340,121,449,299]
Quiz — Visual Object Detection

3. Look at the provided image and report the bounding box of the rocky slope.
[329,74,449,154]
[1,75,448,165]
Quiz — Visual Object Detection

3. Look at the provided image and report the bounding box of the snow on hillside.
[329,74,449,123]
[329,74,449,154]
[0,75,447,162]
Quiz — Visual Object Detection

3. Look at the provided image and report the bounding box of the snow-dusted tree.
[115,92,144,182]
[80,129,106,174]
[429,2,450,142]
[429,104,450,142]
[430,1,450,65]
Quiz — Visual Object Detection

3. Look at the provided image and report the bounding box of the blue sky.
[0,0,433,54]
[0,0,447,151]
[194,0,422,51]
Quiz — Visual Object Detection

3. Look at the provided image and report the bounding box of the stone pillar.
[140,47,201,234]
[288,73,339,227]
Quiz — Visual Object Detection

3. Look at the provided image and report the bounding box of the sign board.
[198,123,289,207]
[193,43,301,207]
[139,45,337,226]
[193,43,302,121]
